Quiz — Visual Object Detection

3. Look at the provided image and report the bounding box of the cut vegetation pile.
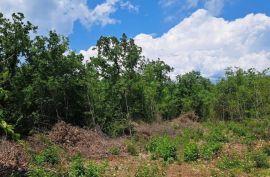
[48,121,126,159]
[135,112,200,138]
[0,140,28,176]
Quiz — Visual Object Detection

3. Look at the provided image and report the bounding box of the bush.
[201,142,222,160]
[107,120,133,137]
[148,135,177,161]
[206,128,227,143]
[228,122,248,137]
[184,143,199,162]
[135,163,165,177]
[27,167,57,177]
[182,128,204,141]
[263,144,270,156]
[127,142,138,156]
[250,151,269,168]
[108,147,120,155]
[217,155,243,170]
[33,145,60,165]
[69,155,107,177]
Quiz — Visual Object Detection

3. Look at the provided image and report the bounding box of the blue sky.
[1,0,270,78]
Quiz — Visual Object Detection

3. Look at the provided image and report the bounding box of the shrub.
[263,144,270,156]
[33,145,60,165]
[27,167,57,177]
[108,147,120,155]
[85,161,107,177]
[206,128,227,143]
[135,163,165,177]
[182,128,204,141]
[250,151,269,168]
[127,142,138,156]
[217,155,243,170]
[107,120,133,137]
[0,110,20,140]
[184,143,199,162]
[69,155,107,177]
[201,142,222,160]
[148,135,177,161]
[228,122,248,137]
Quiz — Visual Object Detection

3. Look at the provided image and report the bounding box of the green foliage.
[148,135,177,161]
[175,71,214,119]
[217,155,243,170]
[33,145,60,165]
[1,12,270,142]
[206,127,227,143]
[108,146,120,155]
[228,122,248,137]
[135,163,165,177]
[184,143,199,162]
[215,68,270,120]
[107,120,133,137]
[127,141,139,156]
[69,156,107,177]
[263,144,270,156]
[201,142,222,160]
[0,110,20,140]
[182,128,204,141]
[250,150,269,168]
[27,167,57,177]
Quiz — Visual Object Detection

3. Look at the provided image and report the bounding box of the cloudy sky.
[1,0,270,79]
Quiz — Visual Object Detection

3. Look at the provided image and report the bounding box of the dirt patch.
[48,121,127,159]
[0,140,29,177]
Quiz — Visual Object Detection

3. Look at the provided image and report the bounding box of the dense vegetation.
[0,12,270,139]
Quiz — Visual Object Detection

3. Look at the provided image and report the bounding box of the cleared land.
[1,113,270,177]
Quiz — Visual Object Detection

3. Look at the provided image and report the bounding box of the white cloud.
[120,1,139,12]
[159,0,180,7]
[160,0,225,17]
[81,10,270,79]
[0,0,137,35]
[80,46,98,63]
[133,9,270,79]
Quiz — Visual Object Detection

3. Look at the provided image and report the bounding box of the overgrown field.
[1,114,270,177]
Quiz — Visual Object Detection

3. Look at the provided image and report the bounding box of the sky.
[1,0,270,79]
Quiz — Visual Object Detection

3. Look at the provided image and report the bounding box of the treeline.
[1,13,270,137]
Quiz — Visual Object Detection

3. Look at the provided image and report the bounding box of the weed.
[182,128,204,141]
[263,144,270,156]
[148,135,177,161]
[217,155,243,170]
[206,128,227,143]
[33,145,60,165]
[108,146,120,155]
[250,150,269,168]
[228,122,248,137]
[127,141,138,156]
[69,155,107,177]
[135,163,165,177]
[27,167,57,177]
[201,142,222,160]
[184,142,199,162]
